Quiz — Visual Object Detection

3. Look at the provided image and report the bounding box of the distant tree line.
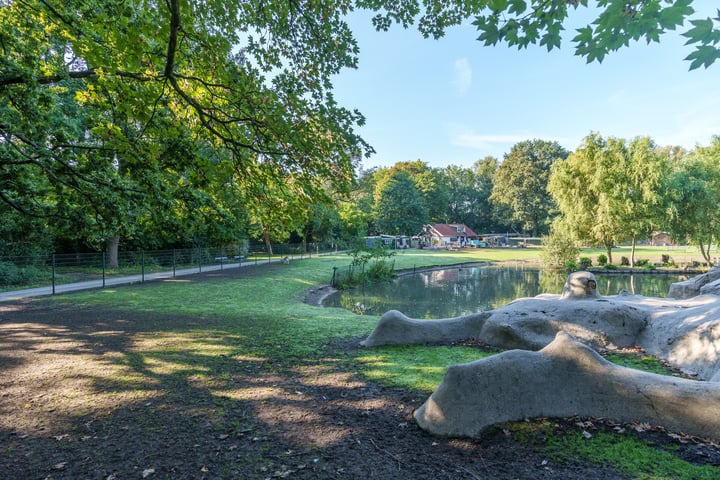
[4,1,719,267]
[4,134,720,266]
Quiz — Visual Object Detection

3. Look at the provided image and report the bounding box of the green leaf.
[475,16,501,46]
[488,0,509,14]
[657,0,694,30]
[682,18,715,44]
[508,0,527,16]
[684,45,720,70]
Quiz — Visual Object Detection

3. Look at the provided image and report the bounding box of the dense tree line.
[2,1,719,261]
[4,130,720,263]
[549,134,720,266]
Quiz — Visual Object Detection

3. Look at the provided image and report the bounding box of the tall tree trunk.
[263,229,273,256]
[604,242,613,265]
[105,235,120,269]
[630,235,637,267]
[699,236,712,264]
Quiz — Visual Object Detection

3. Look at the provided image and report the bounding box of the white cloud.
[448,124,556,148]
[447,124,581,157]
[450,58,472,96]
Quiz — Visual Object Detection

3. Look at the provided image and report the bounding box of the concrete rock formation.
[414,332,720,440]
[560,270,601,300]
[362,271,720,381]
[361,270,720,439]
[668,266,720,299]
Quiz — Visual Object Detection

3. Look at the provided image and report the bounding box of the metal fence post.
[141,250,145,283]
[172,249,176,278]
[102,252,106,288]
[332,266,337,287]
[52,253,56,295]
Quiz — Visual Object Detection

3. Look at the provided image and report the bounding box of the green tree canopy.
[548,133,670,264]
[441,156,499,234]
[549,133,620,262]
[610,136,670,266]
[373,171,428,235]
[1,0,370,254]
[358,0,720,69]
[490,139,568,237]
[374,161,448,223]
[664,136,720,264]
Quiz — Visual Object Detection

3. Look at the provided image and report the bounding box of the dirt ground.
[1,269,719,479]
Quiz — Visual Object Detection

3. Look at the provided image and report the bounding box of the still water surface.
[323,265,689,318]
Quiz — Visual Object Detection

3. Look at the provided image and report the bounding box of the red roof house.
[423,224,478,247]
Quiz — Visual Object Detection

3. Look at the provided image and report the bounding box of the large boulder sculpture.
[414,331,720,440]
[361,271,720,440]
[362,271,720,381]
[668,266,720,299]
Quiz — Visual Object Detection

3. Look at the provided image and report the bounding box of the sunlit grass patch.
[603,351,677,376]
[355,344,496,392]
[546,428,719,480]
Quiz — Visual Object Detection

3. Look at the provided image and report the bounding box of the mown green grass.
[43,247,718,479]
[355,344,498,392]
[500,419,719,480]
[547,429,719,480]
[604,353,676,376]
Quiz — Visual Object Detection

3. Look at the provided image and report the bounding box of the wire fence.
[330,259,396,289]
[330,264,355,289]
[0,242,342,293]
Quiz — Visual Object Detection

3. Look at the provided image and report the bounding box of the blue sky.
[331,8,720,170]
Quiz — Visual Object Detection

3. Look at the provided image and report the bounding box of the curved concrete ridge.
[362,271,720,440]
[414,331,720,440]
[362,273,720,382]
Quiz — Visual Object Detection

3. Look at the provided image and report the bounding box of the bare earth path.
[0,268,716,479]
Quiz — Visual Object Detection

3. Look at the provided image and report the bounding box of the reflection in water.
[324,265,688,319]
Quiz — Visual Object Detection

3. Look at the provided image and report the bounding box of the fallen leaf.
[142,467,155,478]
[52,462,67,470]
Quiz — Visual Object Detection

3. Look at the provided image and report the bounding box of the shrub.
[366,259,395,282]
[564,260,578,272]
[341,242,396,287]
[635,259,649,267]
[597,254,607,265]
[0,262,49,287]
[621,256,630,266]
[541,229,579,270]
[579,257,592,269]
[0,261,20,286]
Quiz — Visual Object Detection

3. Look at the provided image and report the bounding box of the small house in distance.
[423,224,478,248]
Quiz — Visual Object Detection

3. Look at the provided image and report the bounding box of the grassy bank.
[22,248,720,478]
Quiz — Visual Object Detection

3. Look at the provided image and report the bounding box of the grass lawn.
[2,246,718,479]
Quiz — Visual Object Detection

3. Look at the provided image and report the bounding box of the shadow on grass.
[1,295,717,480]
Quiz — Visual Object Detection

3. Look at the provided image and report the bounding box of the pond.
[323,265,690,318]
